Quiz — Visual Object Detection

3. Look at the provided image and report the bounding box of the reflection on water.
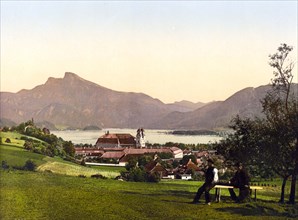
[52,128,222,145]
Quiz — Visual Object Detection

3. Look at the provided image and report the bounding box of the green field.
[1,170,297,220]
[0,132,297,219]
[0,132,120,178]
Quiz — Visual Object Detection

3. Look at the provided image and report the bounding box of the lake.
[52,128,222,145]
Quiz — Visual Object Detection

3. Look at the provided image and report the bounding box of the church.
[95,128,146,148]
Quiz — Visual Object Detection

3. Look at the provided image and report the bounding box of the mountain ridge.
[1,72,291,130]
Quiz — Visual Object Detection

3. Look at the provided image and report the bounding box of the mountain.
[0,72,171,129]
[2,72,294,130]
[166,100,206,112]
[149,85,278,130]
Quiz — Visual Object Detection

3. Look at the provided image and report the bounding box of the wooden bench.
[214,185,263,202]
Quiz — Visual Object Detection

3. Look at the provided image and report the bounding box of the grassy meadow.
[0,131,298,219]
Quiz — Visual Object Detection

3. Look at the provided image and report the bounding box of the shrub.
[126,167,146,182]
[1,160,9,170]
[91,174,107,179]
[80,160,86,166]
[5,138,11,143]
[192,172,204,181]
[2,126,9,132]
[23,159,37,171]
[146,172,161,183]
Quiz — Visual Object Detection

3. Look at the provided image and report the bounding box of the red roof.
[75,148,104,154]
[170,147,182,153]
[187,159,200,171]
[101,151,125,159]
[96,133,136,146]
[194,151,209,158]
[123,148,147,154]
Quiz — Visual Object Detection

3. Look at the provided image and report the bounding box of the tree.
[23,159,37,171]
[260,96,296,203]
[266,43,297,204]
[216,43,297,204]
[63,141,75,157]
[216,116,268,178]
[180,155,197,165]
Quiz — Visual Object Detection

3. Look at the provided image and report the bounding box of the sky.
[1,1,297,103]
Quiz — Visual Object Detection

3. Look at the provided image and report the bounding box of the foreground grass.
[1,170,297,220]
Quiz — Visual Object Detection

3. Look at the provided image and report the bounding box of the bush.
[125,168,161,183]
[23,159,37,171]
[146,172,161,183]
[2,126,9,132]
[5,138,11,143]
[127,167,146,182]
[192,172,204,181]
[91,174,107,179]
[1,160,9,170]
[80,160,86,166]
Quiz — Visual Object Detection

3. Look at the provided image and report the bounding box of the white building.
[136,128,146,148]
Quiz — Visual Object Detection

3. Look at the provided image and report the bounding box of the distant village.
[75,128,222,180]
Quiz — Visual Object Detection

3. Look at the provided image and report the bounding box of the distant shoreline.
[171,130,218,136]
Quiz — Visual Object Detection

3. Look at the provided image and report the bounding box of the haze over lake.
[52,129,222,145]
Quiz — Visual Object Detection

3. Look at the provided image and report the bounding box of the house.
[144,161,168,178]
[95,132,136,148]
[75,147,104,159]
[100,151,126,163]
[170,147,183,159]
[186,159,200,171]
[75,129,183,168]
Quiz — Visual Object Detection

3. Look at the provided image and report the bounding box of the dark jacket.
[230,169,250,188]
[205,167,215,184]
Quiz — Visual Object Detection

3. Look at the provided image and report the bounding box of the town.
[75,128,221,180]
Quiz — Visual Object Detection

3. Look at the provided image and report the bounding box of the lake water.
[52,129,222,145]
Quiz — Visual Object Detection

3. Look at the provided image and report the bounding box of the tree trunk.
[279,176,288,203]
[289,174,297,204]
[288,141,298,204]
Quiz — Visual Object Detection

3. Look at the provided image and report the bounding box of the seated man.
[229,162,250,202]
[191,158,218,205]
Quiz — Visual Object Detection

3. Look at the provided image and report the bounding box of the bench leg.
[215,188,221,202]
[254,189,257,201]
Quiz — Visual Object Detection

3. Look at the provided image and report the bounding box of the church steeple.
[136,128,146,148]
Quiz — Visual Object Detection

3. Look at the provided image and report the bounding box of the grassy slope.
[0,132,120,178]
[0,131,297,219]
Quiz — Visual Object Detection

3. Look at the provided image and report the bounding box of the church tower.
[136,128,146,148]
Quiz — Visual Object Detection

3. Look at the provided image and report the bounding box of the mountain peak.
[63,72,88,84]
[64,72,80,79]
[44,72,83,87]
